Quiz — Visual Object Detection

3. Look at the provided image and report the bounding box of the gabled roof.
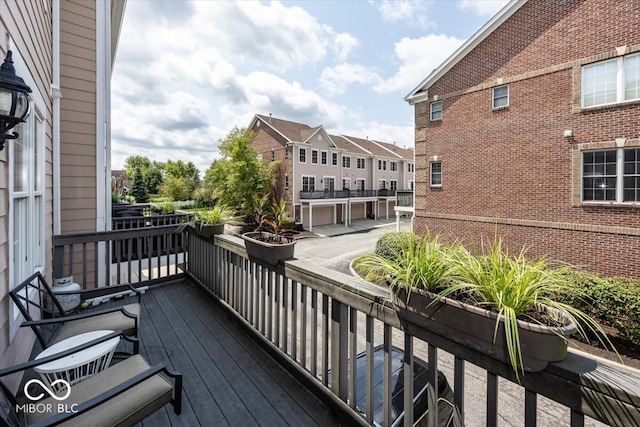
[372,140,414,160]
[342,135,406,160]
[330,134,371,156]
[252,114,335,146]
[404,0,526,104]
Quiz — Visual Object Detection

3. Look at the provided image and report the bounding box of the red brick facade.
[411,0,640,278]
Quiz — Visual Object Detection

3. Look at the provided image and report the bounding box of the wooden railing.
[53,224,187,289]
[186,232,640,427]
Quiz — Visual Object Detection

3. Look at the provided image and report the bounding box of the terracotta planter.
[195,223,225,239]
[394,288,577,372]
[242,232,296,266]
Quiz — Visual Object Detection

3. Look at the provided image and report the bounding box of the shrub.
[193,187,216,209]
[557,271,640,347]
[375,232,423,261]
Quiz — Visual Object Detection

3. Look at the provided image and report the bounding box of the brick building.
[404,0,640,278]
[248,114,414,230]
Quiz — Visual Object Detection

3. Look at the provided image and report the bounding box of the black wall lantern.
[0,50,32,151]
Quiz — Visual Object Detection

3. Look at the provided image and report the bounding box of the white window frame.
[311,148,319,164]
[321,150,328,165]
[390,161,397,172]
[409,180,414,190]
[302,175,316,192]
[9,49,46,339]
[430,161,442,187]
[390,180,397,191]
[356,157,365,169]
[342,178,351,190]
[343,156,351,168]
[356,178,366,191]
[408,163,415,173]
[299,147,307,163]
[430,101,442,121]
[331,152,338,166]
[323,176,335,191]
[492,85,509,109]
[581,147,640,203]
[582,53,640,108]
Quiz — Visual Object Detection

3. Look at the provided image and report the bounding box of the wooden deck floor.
[136,279,345,426]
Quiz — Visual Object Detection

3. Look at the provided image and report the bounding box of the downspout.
[52,0,61,235]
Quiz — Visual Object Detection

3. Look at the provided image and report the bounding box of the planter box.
[395,288,577,372]
[242,232,296,266]
[195,223,225,239]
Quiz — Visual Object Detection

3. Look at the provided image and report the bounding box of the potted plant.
[354,233,617,380]
[176,205,237,239]
[242,198,296,266]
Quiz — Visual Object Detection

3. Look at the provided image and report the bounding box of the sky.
[111,0,510,175]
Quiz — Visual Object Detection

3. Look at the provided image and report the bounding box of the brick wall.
[413,0,640,278]
[250,123,294,212]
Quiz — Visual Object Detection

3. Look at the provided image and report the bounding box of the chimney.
[269,113,272,123]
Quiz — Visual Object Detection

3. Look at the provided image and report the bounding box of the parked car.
[327,345,456,426]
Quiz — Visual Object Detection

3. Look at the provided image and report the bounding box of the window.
[271,149,275,161]
[302,176,315,192]
[311,149,319,164]
[390,180,397,191]
[324,177,335,191]
[582,148,640,202]
[582,53,640,108]
[343,156,351,168]
[299,147,307,163]
[285,175,289,190]
[390,161,397,171]
[492,85,509,109]
[408,163,415,173]
[10,54,45,336]
[409,180,414,190]
[284,147,289,158]
[332,152,338,166]
[378,160,386,170]
[321,150,328,165]
[357,157,365,169]
[356,179,365,191]
[430,101,442,121]
[378,180,386,190]
[430,161,442,187]
[342,178,351,190]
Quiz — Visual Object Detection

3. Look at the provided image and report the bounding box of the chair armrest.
[54,283,142,302]
[0,331,125,378]
[22,305,137,327]
[30,364,183,427]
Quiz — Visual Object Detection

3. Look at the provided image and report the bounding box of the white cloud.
[375,34,465,94]
[333,33,360,62]
[377,0,433,29]
[457,0,510,17]
[319,64,382,96]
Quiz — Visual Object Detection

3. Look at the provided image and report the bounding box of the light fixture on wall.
[0,50,32,150]
[563,130,573,138]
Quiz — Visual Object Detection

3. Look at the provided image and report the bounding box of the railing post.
[330,299,348,401]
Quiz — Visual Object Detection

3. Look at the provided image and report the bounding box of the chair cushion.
[26,354,173,426]
[52,303,140,344]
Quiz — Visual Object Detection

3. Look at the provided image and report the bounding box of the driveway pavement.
[294,218,411,275]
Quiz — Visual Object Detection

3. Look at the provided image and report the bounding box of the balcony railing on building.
[51,224,640,426]
[300,189,413,200]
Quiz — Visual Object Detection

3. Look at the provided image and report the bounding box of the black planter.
[242,232,296,266]
[395,288,577,372]
[195,223,225,239]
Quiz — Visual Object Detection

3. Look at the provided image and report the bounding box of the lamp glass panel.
[0,88,12,115]
[14,92,29,118]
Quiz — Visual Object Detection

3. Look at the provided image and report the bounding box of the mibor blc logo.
[17,379,79,415]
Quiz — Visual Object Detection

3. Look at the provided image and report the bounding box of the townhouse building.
[404,0,640,278]
[249,114,414,231]
[1,0,125,377]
